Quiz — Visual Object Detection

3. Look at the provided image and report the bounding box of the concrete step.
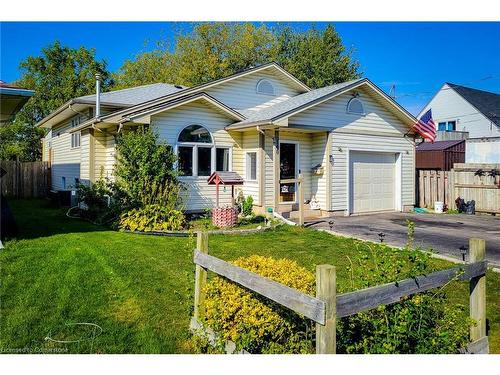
[289,209,323,220]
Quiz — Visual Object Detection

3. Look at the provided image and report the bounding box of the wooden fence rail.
[417,164,500,214]
[191,233,488,354]
[0,160,51,198]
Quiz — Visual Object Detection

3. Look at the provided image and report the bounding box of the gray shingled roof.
[447,83,500,127]
[77,83,186,107]
[232,79,365,126]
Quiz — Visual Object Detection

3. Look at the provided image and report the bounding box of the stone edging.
[123,223,281,237]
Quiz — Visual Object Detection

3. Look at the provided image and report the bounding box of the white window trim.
[256,79,276,96]
[71,131,81,149]
[175,129,233,178]
[245,150,258,182]
[346,97,366,116]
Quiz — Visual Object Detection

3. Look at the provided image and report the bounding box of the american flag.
[413,109,436,142]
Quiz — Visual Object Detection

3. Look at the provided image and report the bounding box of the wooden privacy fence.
[417,163,500,214]
[0,161,50,198]
[191,233,489,354]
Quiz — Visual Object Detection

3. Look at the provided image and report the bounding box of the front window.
[246,152,257,181]
[177,125,232,177]
[438,122,446,131]
[447,121,456,131]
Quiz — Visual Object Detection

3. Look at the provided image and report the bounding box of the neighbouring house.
[416,140,465,171]
[0,81,34,125]
[418,83,500,163]
[38,63,418,217]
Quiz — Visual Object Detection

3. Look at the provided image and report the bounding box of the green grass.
[1,199,499,353]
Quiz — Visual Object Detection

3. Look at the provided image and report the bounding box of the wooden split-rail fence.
[191,233,489,354]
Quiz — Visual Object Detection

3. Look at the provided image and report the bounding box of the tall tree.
[113,23,360,90]
[113,23,277,88]
[275,24,361,88]
[0,41,112,161]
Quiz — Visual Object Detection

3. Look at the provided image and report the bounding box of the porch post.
[258,132,265,207]
[273,129,280,211]
[325,131,333,211]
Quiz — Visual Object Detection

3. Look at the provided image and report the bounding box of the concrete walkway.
[306,212,500,268]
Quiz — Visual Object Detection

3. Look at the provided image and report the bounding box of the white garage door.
[351,152,396,213]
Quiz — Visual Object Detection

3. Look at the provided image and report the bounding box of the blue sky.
[1,22,499,115]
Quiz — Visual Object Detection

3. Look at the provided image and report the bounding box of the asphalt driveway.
[306,212,500,268]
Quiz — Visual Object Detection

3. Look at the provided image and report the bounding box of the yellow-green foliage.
[119,204,185,232]
[200,255,316,354]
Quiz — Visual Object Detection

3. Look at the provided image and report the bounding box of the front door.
[280,142,298,203]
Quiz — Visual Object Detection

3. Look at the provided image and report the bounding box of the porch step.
[280,209,323,220]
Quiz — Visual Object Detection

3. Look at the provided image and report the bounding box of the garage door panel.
[351,152,395,214]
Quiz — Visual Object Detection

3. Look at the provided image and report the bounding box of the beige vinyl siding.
[290,87,409,136]
[151,100,239,211]
[240,131,260,204]
[206,70,303,110]
[94,131,107,180]
[79,130,91,183]
[104,135,116,180]
[264,130,275,207]
[49,121,81,190]
[330,133,415,212]
[311,132,329,209]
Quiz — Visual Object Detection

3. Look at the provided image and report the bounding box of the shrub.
[119,204,185,232]
[196,255,315,354]
[241,195,254,216]
[114,126,178,208]
[76,177,118,224]
[336,227,472,354]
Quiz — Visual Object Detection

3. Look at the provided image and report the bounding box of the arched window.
[256,79,275,95]
[347,97,365,115]
[177,125,231,177]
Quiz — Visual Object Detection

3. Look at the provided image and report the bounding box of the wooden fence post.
[316,264,336,354]
[194,232,209,322]
[469,238,486,344]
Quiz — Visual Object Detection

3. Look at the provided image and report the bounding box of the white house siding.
[104,134,116,181]
[79,130,91,183]
[48,121,81,190]
[239,131,261,204]
[206,70,303,110]
[311,132,329,209]
[330,133,414,212]
[288,86,415,213]
[151,100,239,211]
[419,84,500,139]
[94,131,107,180]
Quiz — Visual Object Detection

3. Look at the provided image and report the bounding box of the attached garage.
[349,151,399,214]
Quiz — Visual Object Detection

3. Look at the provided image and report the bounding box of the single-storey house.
[38,63,418,217]
[418,83,500,163]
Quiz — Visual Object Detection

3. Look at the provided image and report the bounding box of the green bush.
[336,239,472,354]
[241,195,254,216]
[114,126,179,208]
[76,177,118,224]
[119,204,185,232]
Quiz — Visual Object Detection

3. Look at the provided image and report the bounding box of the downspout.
[95,73,101,118]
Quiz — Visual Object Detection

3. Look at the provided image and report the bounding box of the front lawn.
[1,199,499,353]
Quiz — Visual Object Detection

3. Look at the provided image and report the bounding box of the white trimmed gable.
[205,67,307,110]
[419,83,500,139]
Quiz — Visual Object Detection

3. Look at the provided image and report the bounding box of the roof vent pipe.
[95,73,101,118]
